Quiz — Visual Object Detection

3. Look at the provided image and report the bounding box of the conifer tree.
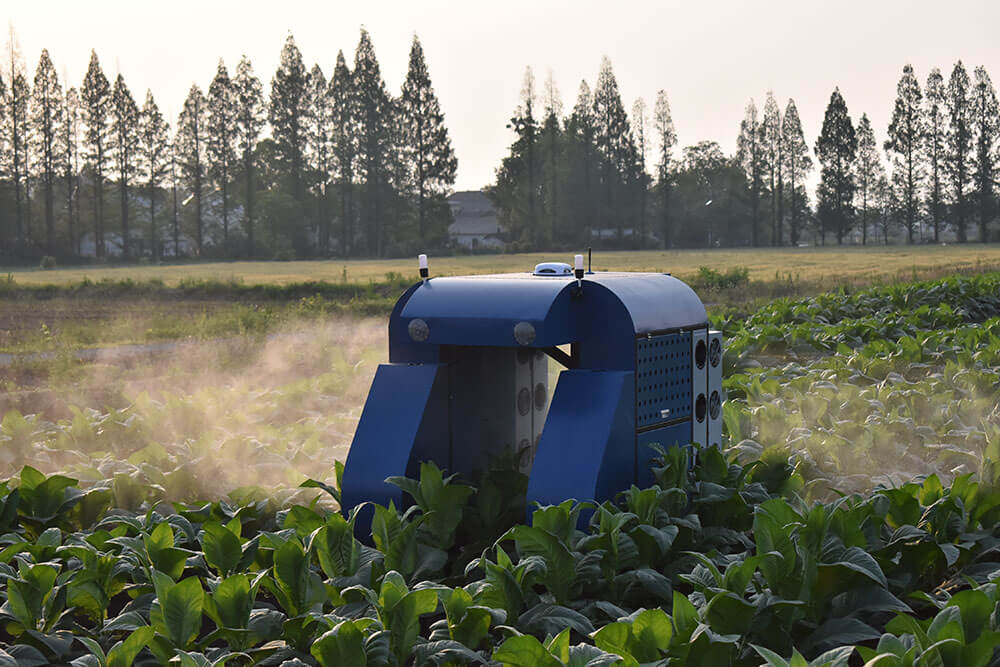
[652,90,676,248]
[490,68,547,247]
[176,85,207,254]
[269,34,309,216]
[592,57,638,241]
[111,74,139,257]
[138,90,169,259]
[6,28,29,242]
[353,28,395,256]
[875,174,894,244]
[815,88,857,245]
[81,50,111,256]
[945,61,973,242]
[540,70,561,243]
[329,51,356,255]
[305,63,333,253]
[632,96,651,246]
[233,56,264,257]
[780,99,812,246]
[885,64,924,244]
[518,66,538,244]
[761,92,783,245]
[59,86,81,253]
[924,68,947,241]
[31,49,62,253]
[492,67,543,246]
[0,74,7,189]
[170,136,180,256]
[208,60,238,254]
[971,66,998,243]
[737,100,764,246]
[398,35,457,246]
[855,113,886,245]
[11,71,31,241]
[564,80,596,241]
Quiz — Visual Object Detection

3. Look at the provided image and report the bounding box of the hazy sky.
[7,1,1000,191]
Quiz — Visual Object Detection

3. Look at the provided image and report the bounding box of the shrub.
[693,265,750,290]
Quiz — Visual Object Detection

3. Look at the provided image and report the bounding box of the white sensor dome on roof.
[533,262,573,276]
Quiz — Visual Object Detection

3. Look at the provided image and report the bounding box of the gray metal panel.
[514,349,548,472]
[707,330,724,448]
[690,329,708,447]
[636,331,692,429]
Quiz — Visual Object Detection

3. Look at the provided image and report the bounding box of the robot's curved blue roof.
[394,272,707,350]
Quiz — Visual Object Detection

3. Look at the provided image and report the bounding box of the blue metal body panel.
[635,421,694,488]
[340,363,448,512]
[391,273,708,367]
[584,274,707,334]
[527,369,635,509]
[399,275,576,348]
[387,283,440,364]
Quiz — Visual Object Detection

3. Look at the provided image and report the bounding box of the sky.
[7,1,1000,192]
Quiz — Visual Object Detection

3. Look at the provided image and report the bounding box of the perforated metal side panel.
[636,332,692,429]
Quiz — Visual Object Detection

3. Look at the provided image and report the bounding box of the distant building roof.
[448,191,502,237]
[448,190,494,213]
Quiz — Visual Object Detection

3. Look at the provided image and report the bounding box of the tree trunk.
[775,169,783,247]
[341,180,351,256]
[245,153,254,258]
[222,169,229,256]
[45,171,55,254]
[96,161,105,258]
[66,171,75,254]
[150,183,158,261]
[121,177,130,258]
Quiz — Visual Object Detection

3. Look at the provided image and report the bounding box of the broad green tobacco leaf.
[149,572,204,650]
[106,627,154,667]
[312,620,368,667]
[501,525,576,604]
[493,634,563,667]
[201,522,242,576]
[270,539,326,616]
[309,511,360,578]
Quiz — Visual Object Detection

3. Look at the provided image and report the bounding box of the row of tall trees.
[809,61,998,246]
[0,27,456,259]
[881,62,998,244]
[492,60,999,249]
[490,59,649,249]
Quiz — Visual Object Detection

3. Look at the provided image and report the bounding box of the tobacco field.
[0,272,999,665]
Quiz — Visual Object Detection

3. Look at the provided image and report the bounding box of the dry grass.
[5,245,1000,287]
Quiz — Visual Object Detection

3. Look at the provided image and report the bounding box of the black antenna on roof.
[587,247,593,274]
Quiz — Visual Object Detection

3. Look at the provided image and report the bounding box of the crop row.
[0,271,997,663]
[1,441,1000,665]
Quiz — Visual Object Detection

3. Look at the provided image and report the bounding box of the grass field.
[3,244,1000,367]
[5,244,1000,286]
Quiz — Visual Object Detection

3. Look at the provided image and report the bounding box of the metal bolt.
[408,318,430,342]
[513,321,536,346]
